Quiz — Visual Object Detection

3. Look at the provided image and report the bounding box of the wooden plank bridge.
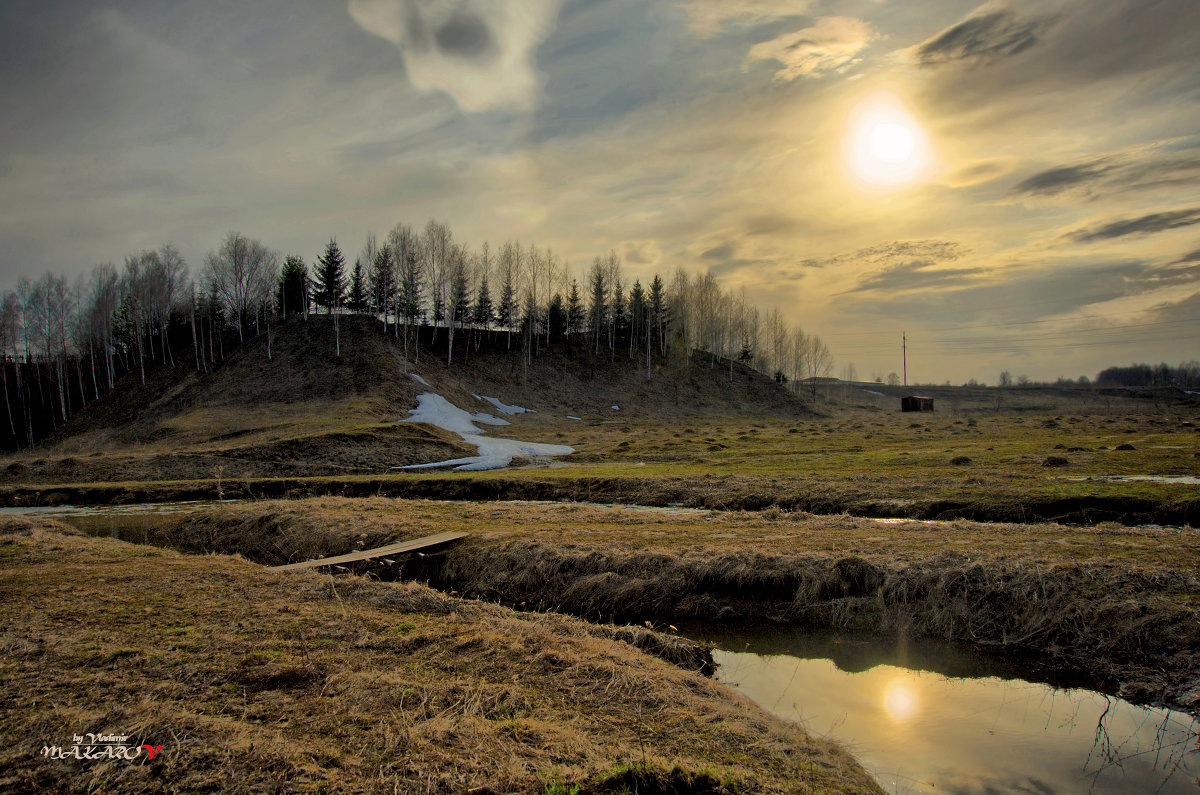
[269,531,467,572]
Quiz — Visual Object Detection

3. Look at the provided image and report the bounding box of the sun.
[846,94,930,188]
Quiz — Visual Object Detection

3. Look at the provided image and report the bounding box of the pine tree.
[497,268,516,347]
[347,259,368,313]
[547,293,567,344]
[649,274,666,357]
[611,278,627,353]
[370,243,396,332]
[588,258,607,355]
[472,274,493,329]
[629,279,646,360]
[313,240,346,314]
[278,255,307,317]
[566,279,584,342]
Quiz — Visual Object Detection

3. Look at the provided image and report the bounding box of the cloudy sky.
[1,0,1197,383]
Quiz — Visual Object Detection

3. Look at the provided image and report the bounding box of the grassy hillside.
[2,315,808,483]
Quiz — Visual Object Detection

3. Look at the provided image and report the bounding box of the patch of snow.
[410,373,430,386]
[393,392,572,471]
[566,416,582,420]
[862,389,885,397]
[403,393,509,435]
[477,395,535,415]
[611,405,620,411]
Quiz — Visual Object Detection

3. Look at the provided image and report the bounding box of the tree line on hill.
[0,219,832,450]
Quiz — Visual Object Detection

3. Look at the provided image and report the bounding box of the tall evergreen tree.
[370,243,396,332]
[313,240,346,314]
[347,259,368,313]
[566,279,584,342]
[588,258,607,355]
[649,274,666,357]
[496,267,517,346]
[629,279,646,359]
[547,293,567,344]
[278,255,308,317]
[472,274,493,329]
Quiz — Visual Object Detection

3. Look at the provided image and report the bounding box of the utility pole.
[902,331,907,387]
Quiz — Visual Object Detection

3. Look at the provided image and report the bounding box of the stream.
[693,628,1198,794]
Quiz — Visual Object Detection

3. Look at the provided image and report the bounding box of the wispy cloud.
[347,0,563,111]
[1068,207,1200,243]
[743,17,876,81]
[679,0,811,38]
[1013,146,1200,199]
[913,7,1056,66]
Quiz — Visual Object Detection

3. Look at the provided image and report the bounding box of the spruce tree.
[472,274,493,329]
[566,279,584,342]
[277,255,308,317]
[347,259,368,313]
[313,240,346,314]
[370,243,395,331]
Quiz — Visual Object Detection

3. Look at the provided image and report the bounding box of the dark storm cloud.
[1176,248,1200,265]
[915,10,1053,66]
[1068,207,1200,243]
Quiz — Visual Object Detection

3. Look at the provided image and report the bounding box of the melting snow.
[393,392,573,471]
[410,373,430,386]
[473,395,535,415]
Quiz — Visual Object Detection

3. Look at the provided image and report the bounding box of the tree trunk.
[1,364,14,436]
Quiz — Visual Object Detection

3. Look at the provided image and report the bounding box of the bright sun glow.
[846,95,930,188]
[883,679,918,722]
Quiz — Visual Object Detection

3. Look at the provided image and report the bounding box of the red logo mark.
[141,745,161,760]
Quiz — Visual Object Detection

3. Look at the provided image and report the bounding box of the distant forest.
[0,219,834,450]
[1094,362,1200,389]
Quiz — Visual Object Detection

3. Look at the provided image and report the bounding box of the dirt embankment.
[0,516,879,794]
[106,499,1200,713]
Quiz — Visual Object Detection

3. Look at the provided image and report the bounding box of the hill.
[0,315,812,484]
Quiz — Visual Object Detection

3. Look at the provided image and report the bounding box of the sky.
[1,0,1197,384]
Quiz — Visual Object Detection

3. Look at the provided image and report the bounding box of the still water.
[700,630,1198,794]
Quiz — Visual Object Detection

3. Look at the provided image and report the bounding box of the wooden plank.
[269,531,467,572]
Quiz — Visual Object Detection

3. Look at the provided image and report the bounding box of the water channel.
[694,628,1198,794]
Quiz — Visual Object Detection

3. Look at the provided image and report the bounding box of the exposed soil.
[0,515,879,794]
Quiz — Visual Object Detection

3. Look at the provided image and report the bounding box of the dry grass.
[0,515,879,794]
[97,497,1200,711]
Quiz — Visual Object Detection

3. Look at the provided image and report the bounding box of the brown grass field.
[0,515,880,794]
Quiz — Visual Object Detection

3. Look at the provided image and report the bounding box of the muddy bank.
[2,471,1197,527]
[0,517,877,794]
[97,499,1200,713]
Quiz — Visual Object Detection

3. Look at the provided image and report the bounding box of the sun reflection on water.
[883,678,918,723]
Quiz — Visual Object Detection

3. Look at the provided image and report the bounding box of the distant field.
[3,397,1195,526]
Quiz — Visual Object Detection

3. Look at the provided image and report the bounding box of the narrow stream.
[694,629,1198,794]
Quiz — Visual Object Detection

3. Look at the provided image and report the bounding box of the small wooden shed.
[901,395,934,412]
